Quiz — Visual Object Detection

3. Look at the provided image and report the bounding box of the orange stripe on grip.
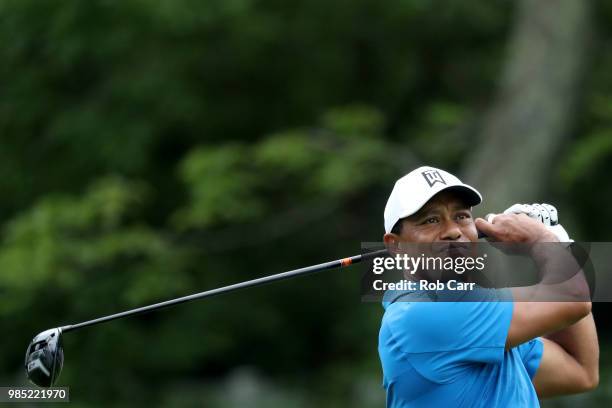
[340,257,352,267]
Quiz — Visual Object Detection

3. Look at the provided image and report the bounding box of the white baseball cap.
[384,166,482,233]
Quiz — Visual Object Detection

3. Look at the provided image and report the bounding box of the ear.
[383,233,398,244]
[383,233,401,255]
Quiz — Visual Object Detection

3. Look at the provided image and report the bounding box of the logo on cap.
[422,169,446,187]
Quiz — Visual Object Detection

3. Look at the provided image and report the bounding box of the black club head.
[25,328,64,387]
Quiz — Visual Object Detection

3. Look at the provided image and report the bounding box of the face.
[384,190,478,244]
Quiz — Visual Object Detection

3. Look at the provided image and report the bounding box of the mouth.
[433,242,472,258]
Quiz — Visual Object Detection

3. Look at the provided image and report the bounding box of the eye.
[423,217,439,224]
[456,213,472,222]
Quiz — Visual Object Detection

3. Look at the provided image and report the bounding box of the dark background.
[1,0,611,406]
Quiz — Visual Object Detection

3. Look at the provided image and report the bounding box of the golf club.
[25,249,388,387]
[24,204,557,388]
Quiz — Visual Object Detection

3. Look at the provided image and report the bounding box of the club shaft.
[61,249,387,333]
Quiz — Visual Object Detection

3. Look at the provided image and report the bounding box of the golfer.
[378,166,599,407]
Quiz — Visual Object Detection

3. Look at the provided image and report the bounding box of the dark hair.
[391,218,404,235]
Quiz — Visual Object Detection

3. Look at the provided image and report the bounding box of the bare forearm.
[545,312,599,385]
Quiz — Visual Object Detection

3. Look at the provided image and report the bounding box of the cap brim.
[440,184,482,207]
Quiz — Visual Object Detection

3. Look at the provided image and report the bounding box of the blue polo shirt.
[378,287,543,407]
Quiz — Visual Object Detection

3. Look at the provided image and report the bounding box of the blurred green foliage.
[0,0,611,406]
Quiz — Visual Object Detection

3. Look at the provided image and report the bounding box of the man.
[378,166,599,407]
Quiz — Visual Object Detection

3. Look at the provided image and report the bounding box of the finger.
[503,203,527,215]
[526,205,542,223]
[541,203,558,225]
[532,203,551,226]
[475,217,503,240]
[506,203,536,217]
[478,214,497,239]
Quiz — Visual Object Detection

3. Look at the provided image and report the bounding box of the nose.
[439,220,462,241]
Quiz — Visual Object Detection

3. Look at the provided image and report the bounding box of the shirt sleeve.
[515,337,544,379]
[385,288,513,384]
